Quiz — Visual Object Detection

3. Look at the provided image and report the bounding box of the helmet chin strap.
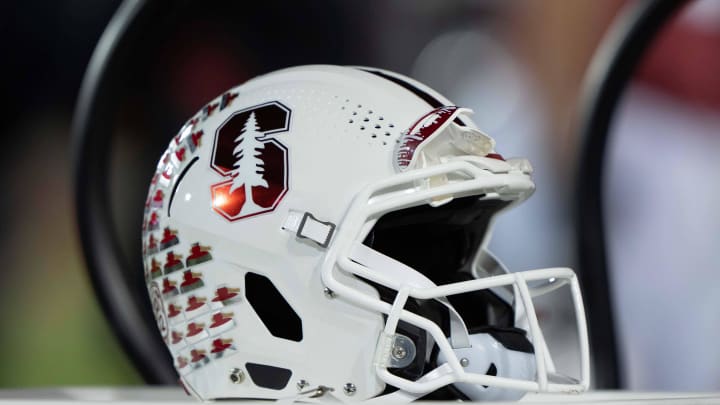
[348,243,471,349]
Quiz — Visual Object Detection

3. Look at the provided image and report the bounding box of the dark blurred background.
[1,0,719,391]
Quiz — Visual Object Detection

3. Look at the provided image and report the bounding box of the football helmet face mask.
[142,65,589,402]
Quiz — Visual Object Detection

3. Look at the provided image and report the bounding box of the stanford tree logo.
[210,102,291,221]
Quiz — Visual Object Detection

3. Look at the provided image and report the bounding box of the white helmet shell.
[142,65,589,401]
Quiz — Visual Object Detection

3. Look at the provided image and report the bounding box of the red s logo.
[210,102,291,221]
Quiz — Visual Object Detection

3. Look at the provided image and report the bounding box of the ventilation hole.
[168,156,199,217]
[371,134,377,138]
[389,123,395,128]
[360,126,365,130]
[379,116,384,120]
[382,141,387,146]
[482,363,497,388]
[486,363,497,376]
[357,104,362,108]
[384,131,391,136]
[341,106,345,110]
[363,117,369,122]
[374,125,381,129]
[352,111,357,116]
[245,273,302,341]
[368,110,373,114]
[245,363,292,390]
[348,119,354,124]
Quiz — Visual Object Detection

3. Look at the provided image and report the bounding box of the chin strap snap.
[276,385,349,404]
[283,210,336,248]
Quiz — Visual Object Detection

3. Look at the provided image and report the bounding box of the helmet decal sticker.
[146,233,158,255]
[160,227,179,250]
[186,243,212,266]
[187,130,203,153]
[210,337,237,358]
[186,322,206,338]
[180,270,204,293]
[394,106,460,171]
[147,211,159,231]
[162,278,179,298]
[211,101,291,221]
[142,100,246,377]
[173,147,187,164]
[176,355,189,371]
[186,296,205,311]
[209,311,234,329]
[212,286,241,306]
[190,348,209,367]
[201,102,219,121]
[149,257,162,279]
[164,251,184,274]
[151,189,164,208]
[219,90,239,111]
[168,303,183,319]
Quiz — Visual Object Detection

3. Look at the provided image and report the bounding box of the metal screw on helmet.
[460,357,470,367]
[343,383,357,396]
[392,345,407,360]
[323,287,336,298]
[229,368,245,384]
[297,379,310,391]
[387,334,416,369]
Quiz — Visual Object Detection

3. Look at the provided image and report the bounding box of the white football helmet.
[142,65,590,402]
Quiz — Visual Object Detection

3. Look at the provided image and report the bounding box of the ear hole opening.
[245,363,292,390]
[245,272,303,342]
[486,362,498,376]
[481,363,498,388]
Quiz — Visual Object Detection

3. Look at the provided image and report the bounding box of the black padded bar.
[71,0,178,384]
[575,0,688,389]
